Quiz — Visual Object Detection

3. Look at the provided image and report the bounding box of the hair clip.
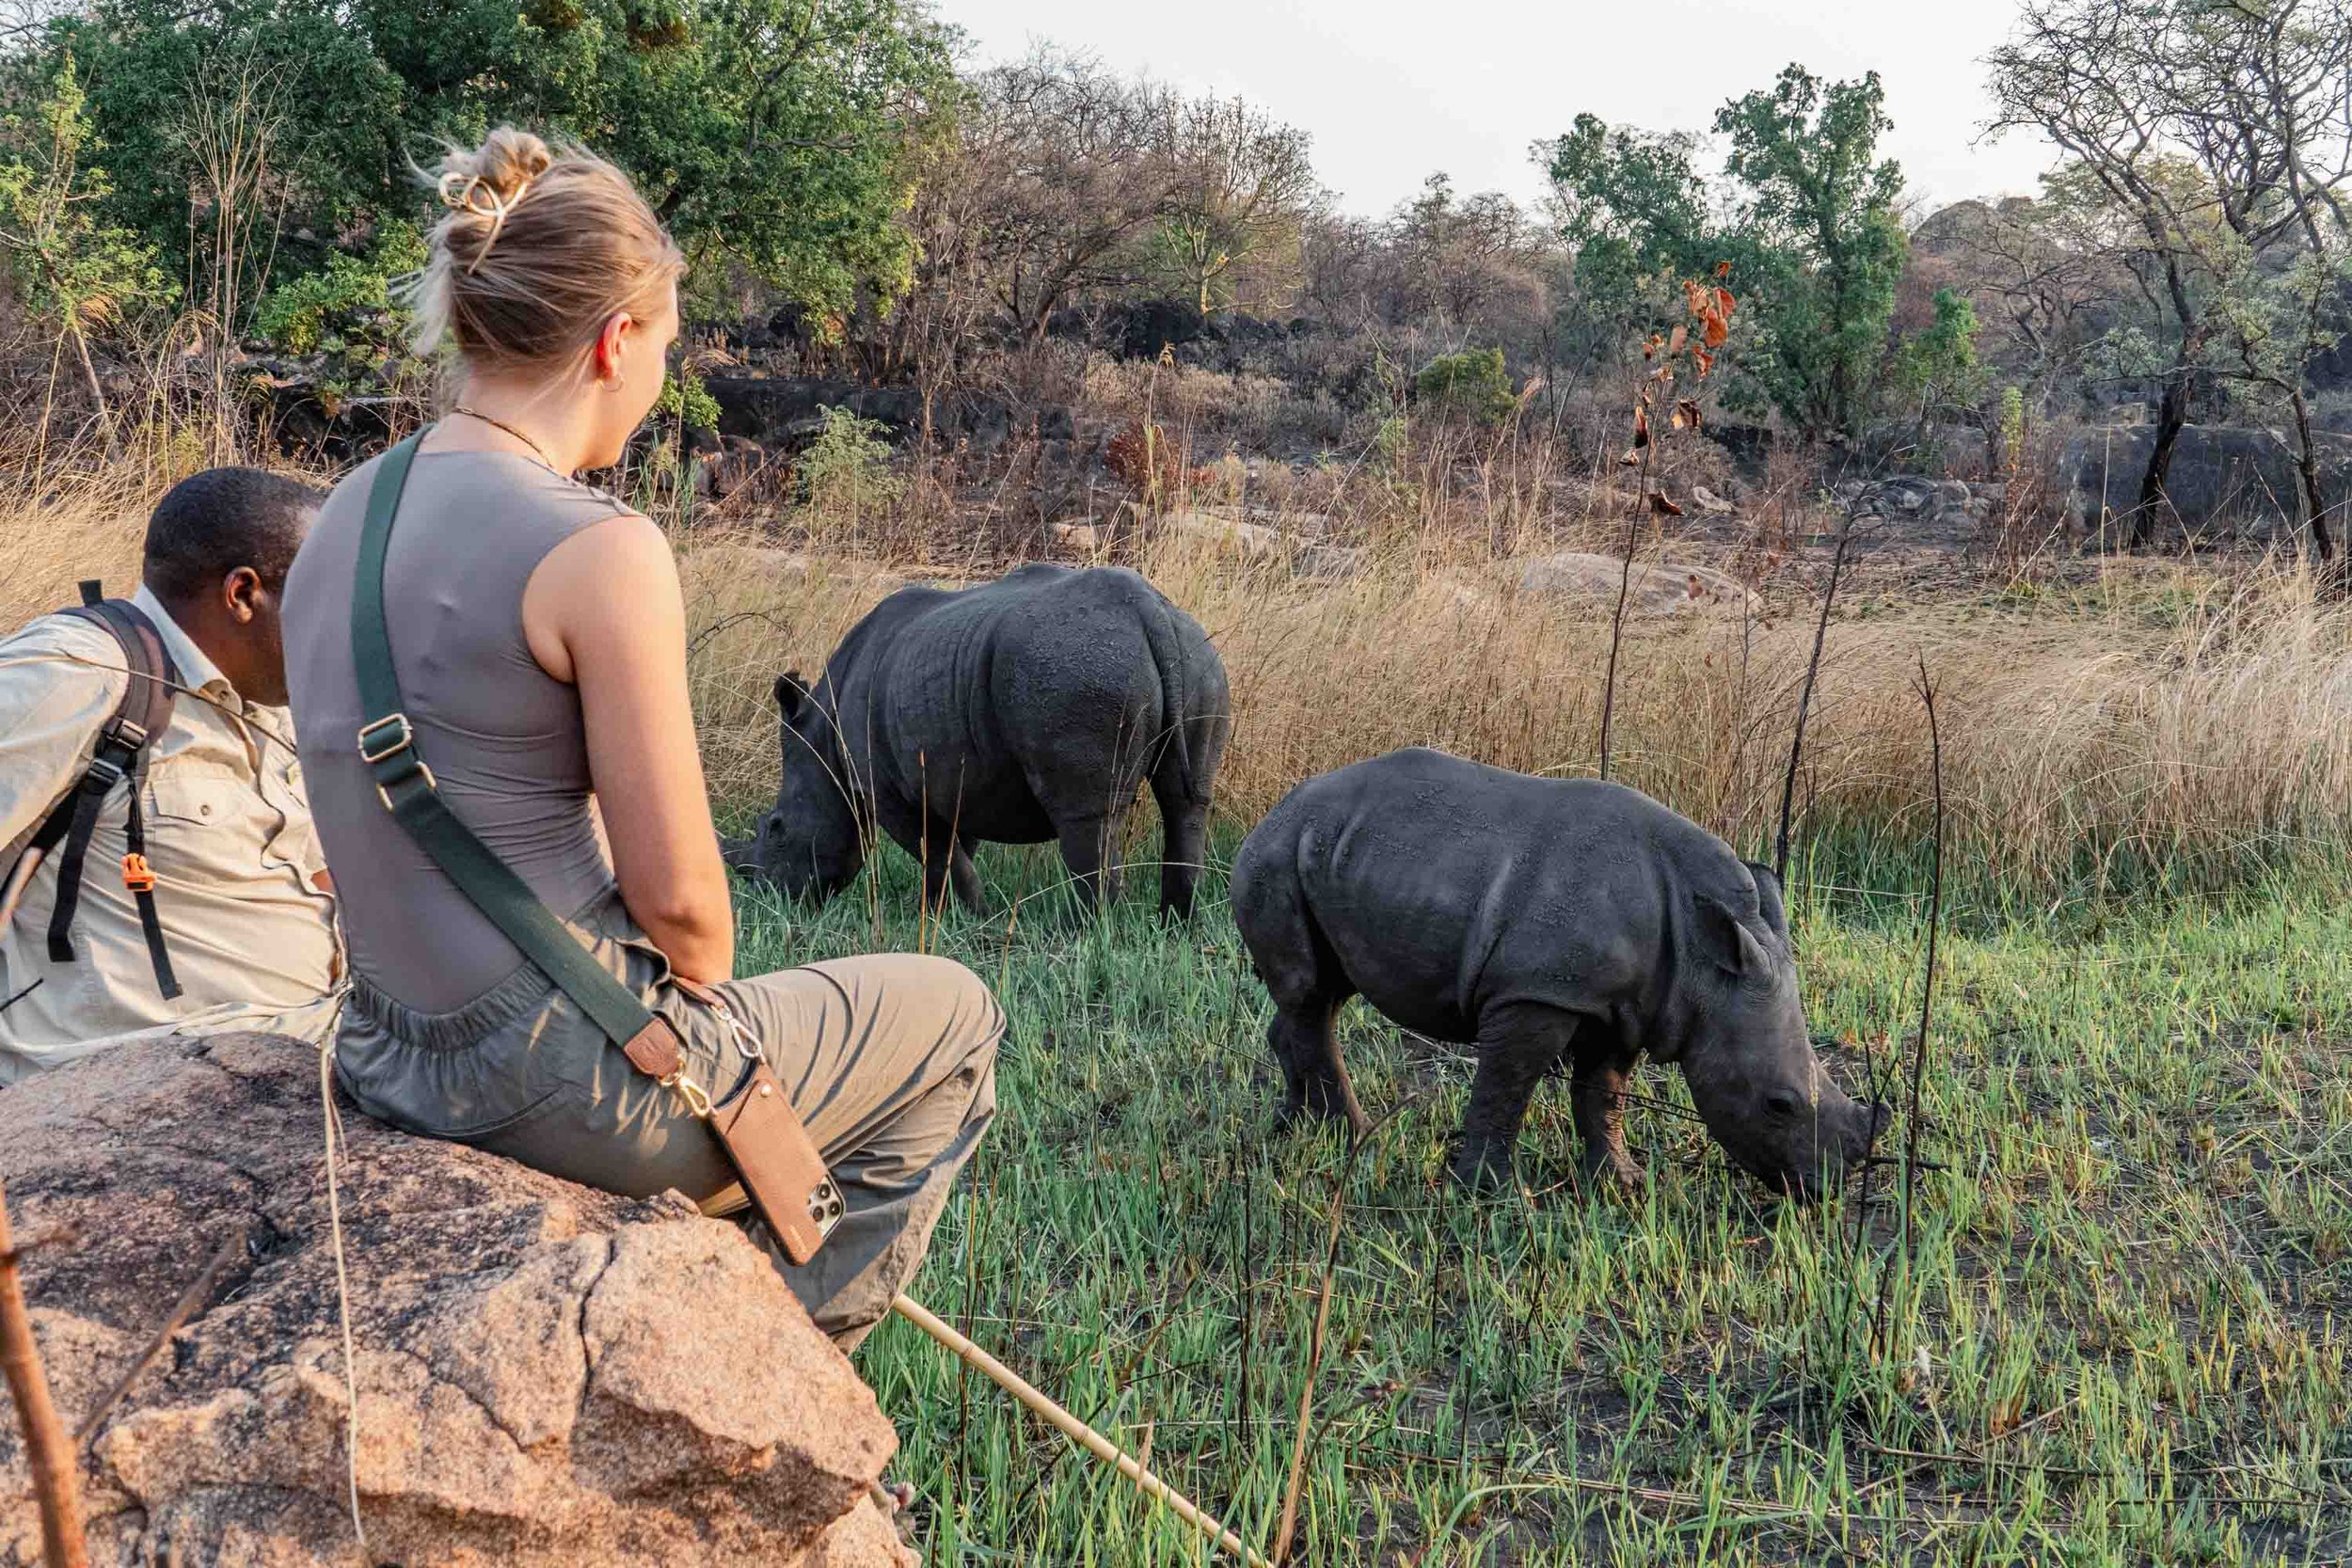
[437,170,533,274]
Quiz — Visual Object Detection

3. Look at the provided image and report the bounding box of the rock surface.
[1508,552,1756,614]
[0,1032,913,1568]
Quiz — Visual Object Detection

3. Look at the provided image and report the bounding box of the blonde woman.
[283,129,1001,1350]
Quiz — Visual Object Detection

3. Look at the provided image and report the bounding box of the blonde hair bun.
[403,125,683,371]
[438,127,552,208]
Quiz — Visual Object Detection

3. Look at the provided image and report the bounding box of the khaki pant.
[340,892,1001,1352]
[710,954,1002,1349]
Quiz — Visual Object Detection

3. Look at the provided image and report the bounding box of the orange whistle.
[121,853,155,894]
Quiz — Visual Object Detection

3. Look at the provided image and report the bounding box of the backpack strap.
[24,594,183,1000]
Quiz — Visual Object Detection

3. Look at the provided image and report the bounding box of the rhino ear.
[1701,895,1776,978]
[1742,861,1789,938]
[774,671,811,721]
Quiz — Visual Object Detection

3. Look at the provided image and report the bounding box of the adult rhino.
[731,563,1231,918]
[1231,748,1883,1196]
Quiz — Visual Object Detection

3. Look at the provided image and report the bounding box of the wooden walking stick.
[892,1292,1268,1567]
[0,1180,87,1568]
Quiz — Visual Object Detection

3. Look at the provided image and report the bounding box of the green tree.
[1710,65,1907,441]
[38,0,950,325]
[1542,114,1714,367]
[1886,286,1986,432]
[1542,65,1908,442]
[0,53,175,420]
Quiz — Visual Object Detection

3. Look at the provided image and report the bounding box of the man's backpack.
[1,579,183,1000]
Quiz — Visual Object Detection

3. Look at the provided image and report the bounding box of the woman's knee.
[922,955,1005,1062]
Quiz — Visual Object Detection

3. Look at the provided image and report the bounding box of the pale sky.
[938,0,2059,219]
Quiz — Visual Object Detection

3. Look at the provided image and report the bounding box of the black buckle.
[358,713,413,765]
[82,754,126,791]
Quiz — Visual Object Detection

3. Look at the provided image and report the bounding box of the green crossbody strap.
[350,431,660,1050]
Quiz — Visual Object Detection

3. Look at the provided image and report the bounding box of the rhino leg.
[918,817,983,915]
[1570,1050,1641,1190]
[1269,999,1369,1136]
[1152,780,1210,922]
[1454,1004,1576,1192]
[1055,813,1122,912]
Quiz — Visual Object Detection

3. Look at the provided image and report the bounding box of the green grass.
[731,836,2352,1566]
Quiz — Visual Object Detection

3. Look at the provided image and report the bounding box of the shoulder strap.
[32,597,183,998]
[352,434,680,1077]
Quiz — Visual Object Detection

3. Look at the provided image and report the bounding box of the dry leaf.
[1693,349,1714,377]
[1650,490,1684,516]
[1703,311,1729,348]
[1717,286,1737,317]
[1676,397,1702,430]
[1631,404,1651,446]
[1618,448,1641,467]
[1667,324,1687,356]
[1715,260,1732,278]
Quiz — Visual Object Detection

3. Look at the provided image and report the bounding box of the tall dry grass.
[8,442,2345,903]
[682,525,2352,899]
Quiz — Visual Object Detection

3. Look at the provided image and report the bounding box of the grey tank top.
[284,448,632,1014]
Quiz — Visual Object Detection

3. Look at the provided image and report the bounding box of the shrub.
[252,224,426,360]
[1413,347,1516,426]
[799,404,902,519]
[653,367,723,433]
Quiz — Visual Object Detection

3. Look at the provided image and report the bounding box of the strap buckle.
[705,994,765,1063]
[359,713,436,808]
[120,853,155,895]
[660,1069,714,1119]
[100,717,150,752]
[357,713,414,764]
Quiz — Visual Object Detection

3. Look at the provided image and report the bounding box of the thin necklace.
[449,405,567,475]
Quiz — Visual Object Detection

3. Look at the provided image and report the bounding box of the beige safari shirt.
[0,586,342,1081]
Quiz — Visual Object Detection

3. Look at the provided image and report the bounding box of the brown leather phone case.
[709,1060,844,1264]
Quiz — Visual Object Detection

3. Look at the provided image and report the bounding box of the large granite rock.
[0,1032,913,1567]
[2059,424,2352,536]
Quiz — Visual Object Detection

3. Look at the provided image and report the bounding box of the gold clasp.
[661,1069,713,1119]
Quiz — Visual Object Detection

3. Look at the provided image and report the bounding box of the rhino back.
[1267,749,1707,1042]
[847,565,1213,835]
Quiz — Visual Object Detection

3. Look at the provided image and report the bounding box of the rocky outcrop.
[1830,475,1997,537]
[0,1032,912,1568]
[2059,424,2352,535]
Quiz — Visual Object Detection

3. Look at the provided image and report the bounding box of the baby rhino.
[1231,748,1883,1196]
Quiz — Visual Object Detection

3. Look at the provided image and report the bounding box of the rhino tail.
[1142,591,1203,801]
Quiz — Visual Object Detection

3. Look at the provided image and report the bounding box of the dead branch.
[0,1180,87,1568]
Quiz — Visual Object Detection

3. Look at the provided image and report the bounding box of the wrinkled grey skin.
[730,563,1232,917]
[1230,748,1884,1196]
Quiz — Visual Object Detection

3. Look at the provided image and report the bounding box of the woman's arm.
[520,514,734,984]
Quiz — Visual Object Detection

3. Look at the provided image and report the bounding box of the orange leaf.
[1674,397,1701,430]
[1693,349,1714,376]
[1715,260,1732,278]
[1703,312,1729,348]
[1631,403,1651,446]
[1716,286,1736,317]
[1618,448,1642,467]
[1649,490,1684,516]
[1667,324,1687,356]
